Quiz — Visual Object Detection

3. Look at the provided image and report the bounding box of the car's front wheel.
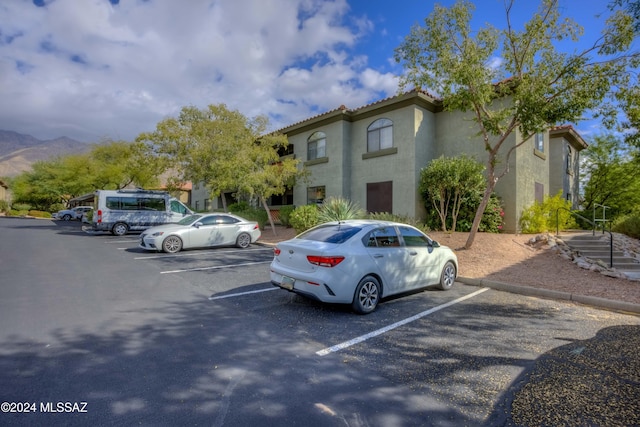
[236,232,251,248]
[162,235,183,253]
[438,261,456,290]
[62,214,71,221]
[352,275,380,314]
[111,222,128,236]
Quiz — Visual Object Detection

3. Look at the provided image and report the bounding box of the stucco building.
[192,90,587,233]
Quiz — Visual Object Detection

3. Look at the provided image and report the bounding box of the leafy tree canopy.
[395,0,639,247]
[137,104,304,233]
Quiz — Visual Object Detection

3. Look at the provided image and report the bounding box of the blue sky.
[0,0,620,143]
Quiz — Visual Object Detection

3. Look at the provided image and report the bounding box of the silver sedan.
[139,213,261,253]
[270,220,458,314]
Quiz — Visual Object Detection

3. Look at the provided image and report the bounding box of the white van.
[92,189,193,236]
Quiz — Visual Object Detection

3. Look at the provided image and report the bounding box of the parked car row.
[53,206,93,221]
[56,194,458,315]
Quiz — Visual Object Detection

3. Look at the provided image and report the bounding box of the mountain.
[0,130,91,177]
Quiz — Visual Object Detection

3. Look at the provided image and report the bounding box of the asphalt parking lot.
[1,217,639,426]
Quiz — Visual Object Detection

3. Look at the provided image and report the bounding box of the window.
[170,200,188,214]
[367,119,393,152]
[105,196,166,211]
[307,186,326,205]
[364,227,400,247]
[307,132,326,160]
[566,146,572,173]
[535,132,544,152]
[398,226,431,247]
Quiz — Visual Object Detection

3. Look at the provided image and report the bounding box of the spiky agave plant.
[318,197,365,223]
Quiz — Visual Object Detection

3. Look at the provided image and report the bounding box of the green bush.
[478,195,505,233]
[290,204,319,233]
[317,197,365,223]
[228,201,250,212]
[612,211,640,238]
[28,210,52,218]
[12,203,31,212]
[426,193,505,233]
[519,191,577,234]
[8,209,28,217]
[0,200,9,213]
[278,205,295,227]
[234,207,268,230]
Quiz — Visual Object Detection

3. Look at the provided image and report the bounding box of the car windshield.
[298,224,362,244]
[177,214,202,225]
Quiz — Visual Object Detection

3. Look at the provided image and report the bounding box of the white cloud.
[0,0,399,142]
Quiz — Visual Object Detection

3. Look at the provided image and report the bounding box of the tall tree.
[137,104,303,234]
[580,134,640,216]
[395,0,639,248]
[89,140,163,190]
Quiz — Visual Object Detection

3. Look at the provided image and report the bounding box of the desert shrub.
[519,191,577,233]
[28,210,52,218]
[0,200,9,213]
[478,195,505,233]
[290,204,319,233]
[612,211,640,239]
[12,203,31,212]
[317,197,365,223]
[278,205,295,227]
[427,193,505,233]
[8,209,28,217]
[228,201,250,212]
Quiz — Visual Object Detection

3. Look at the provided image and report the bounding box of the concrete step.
[558,233,640,271]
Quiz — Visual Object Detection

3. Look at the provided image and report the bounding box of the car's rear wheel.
[352,276,380,314]
[236,232,251,249]
[438,261,456,290]
[111,222,128,236]
[62,214,71,221]
[162,236,183,253]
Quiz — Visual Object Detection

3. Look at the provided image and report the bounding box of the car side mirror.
[430,240,440,248]
[194,222,203,228]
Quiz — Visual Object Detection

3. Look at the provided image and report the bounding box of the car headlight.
[151,232,164,237]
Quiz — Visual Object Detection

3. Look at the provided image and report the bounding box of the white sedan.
[139,213,261,253]
[270,220,458,314]
[54,206,93,221]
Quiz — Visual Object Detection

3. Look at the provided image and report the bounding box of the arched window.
[307,131,326,160]
[367,119,393,152]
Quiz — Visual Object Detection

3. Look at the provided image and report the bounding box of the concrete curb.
[458,276,640,315]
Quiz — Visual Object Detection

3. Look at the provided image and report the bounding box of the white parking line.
[135,247,272,260]
[208,287,278,300]
[160,260,271,274]
[316,288,490,356]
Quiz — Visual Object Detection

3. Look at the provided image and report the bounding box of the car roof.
[318,219,411,228]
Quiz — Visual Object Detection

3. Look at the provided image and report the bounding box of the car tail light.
[97,209,102,223]
[273,247,281,256]
[253,224,259,230]
[307,255,345,267]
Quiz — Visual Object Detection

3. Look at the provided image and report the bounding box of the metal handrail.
[593,203,610,235]
[556,207,613,268]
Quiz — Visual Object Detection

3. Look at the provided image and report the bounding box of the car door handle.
[409,251,418,255]
[373,254,384,258]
